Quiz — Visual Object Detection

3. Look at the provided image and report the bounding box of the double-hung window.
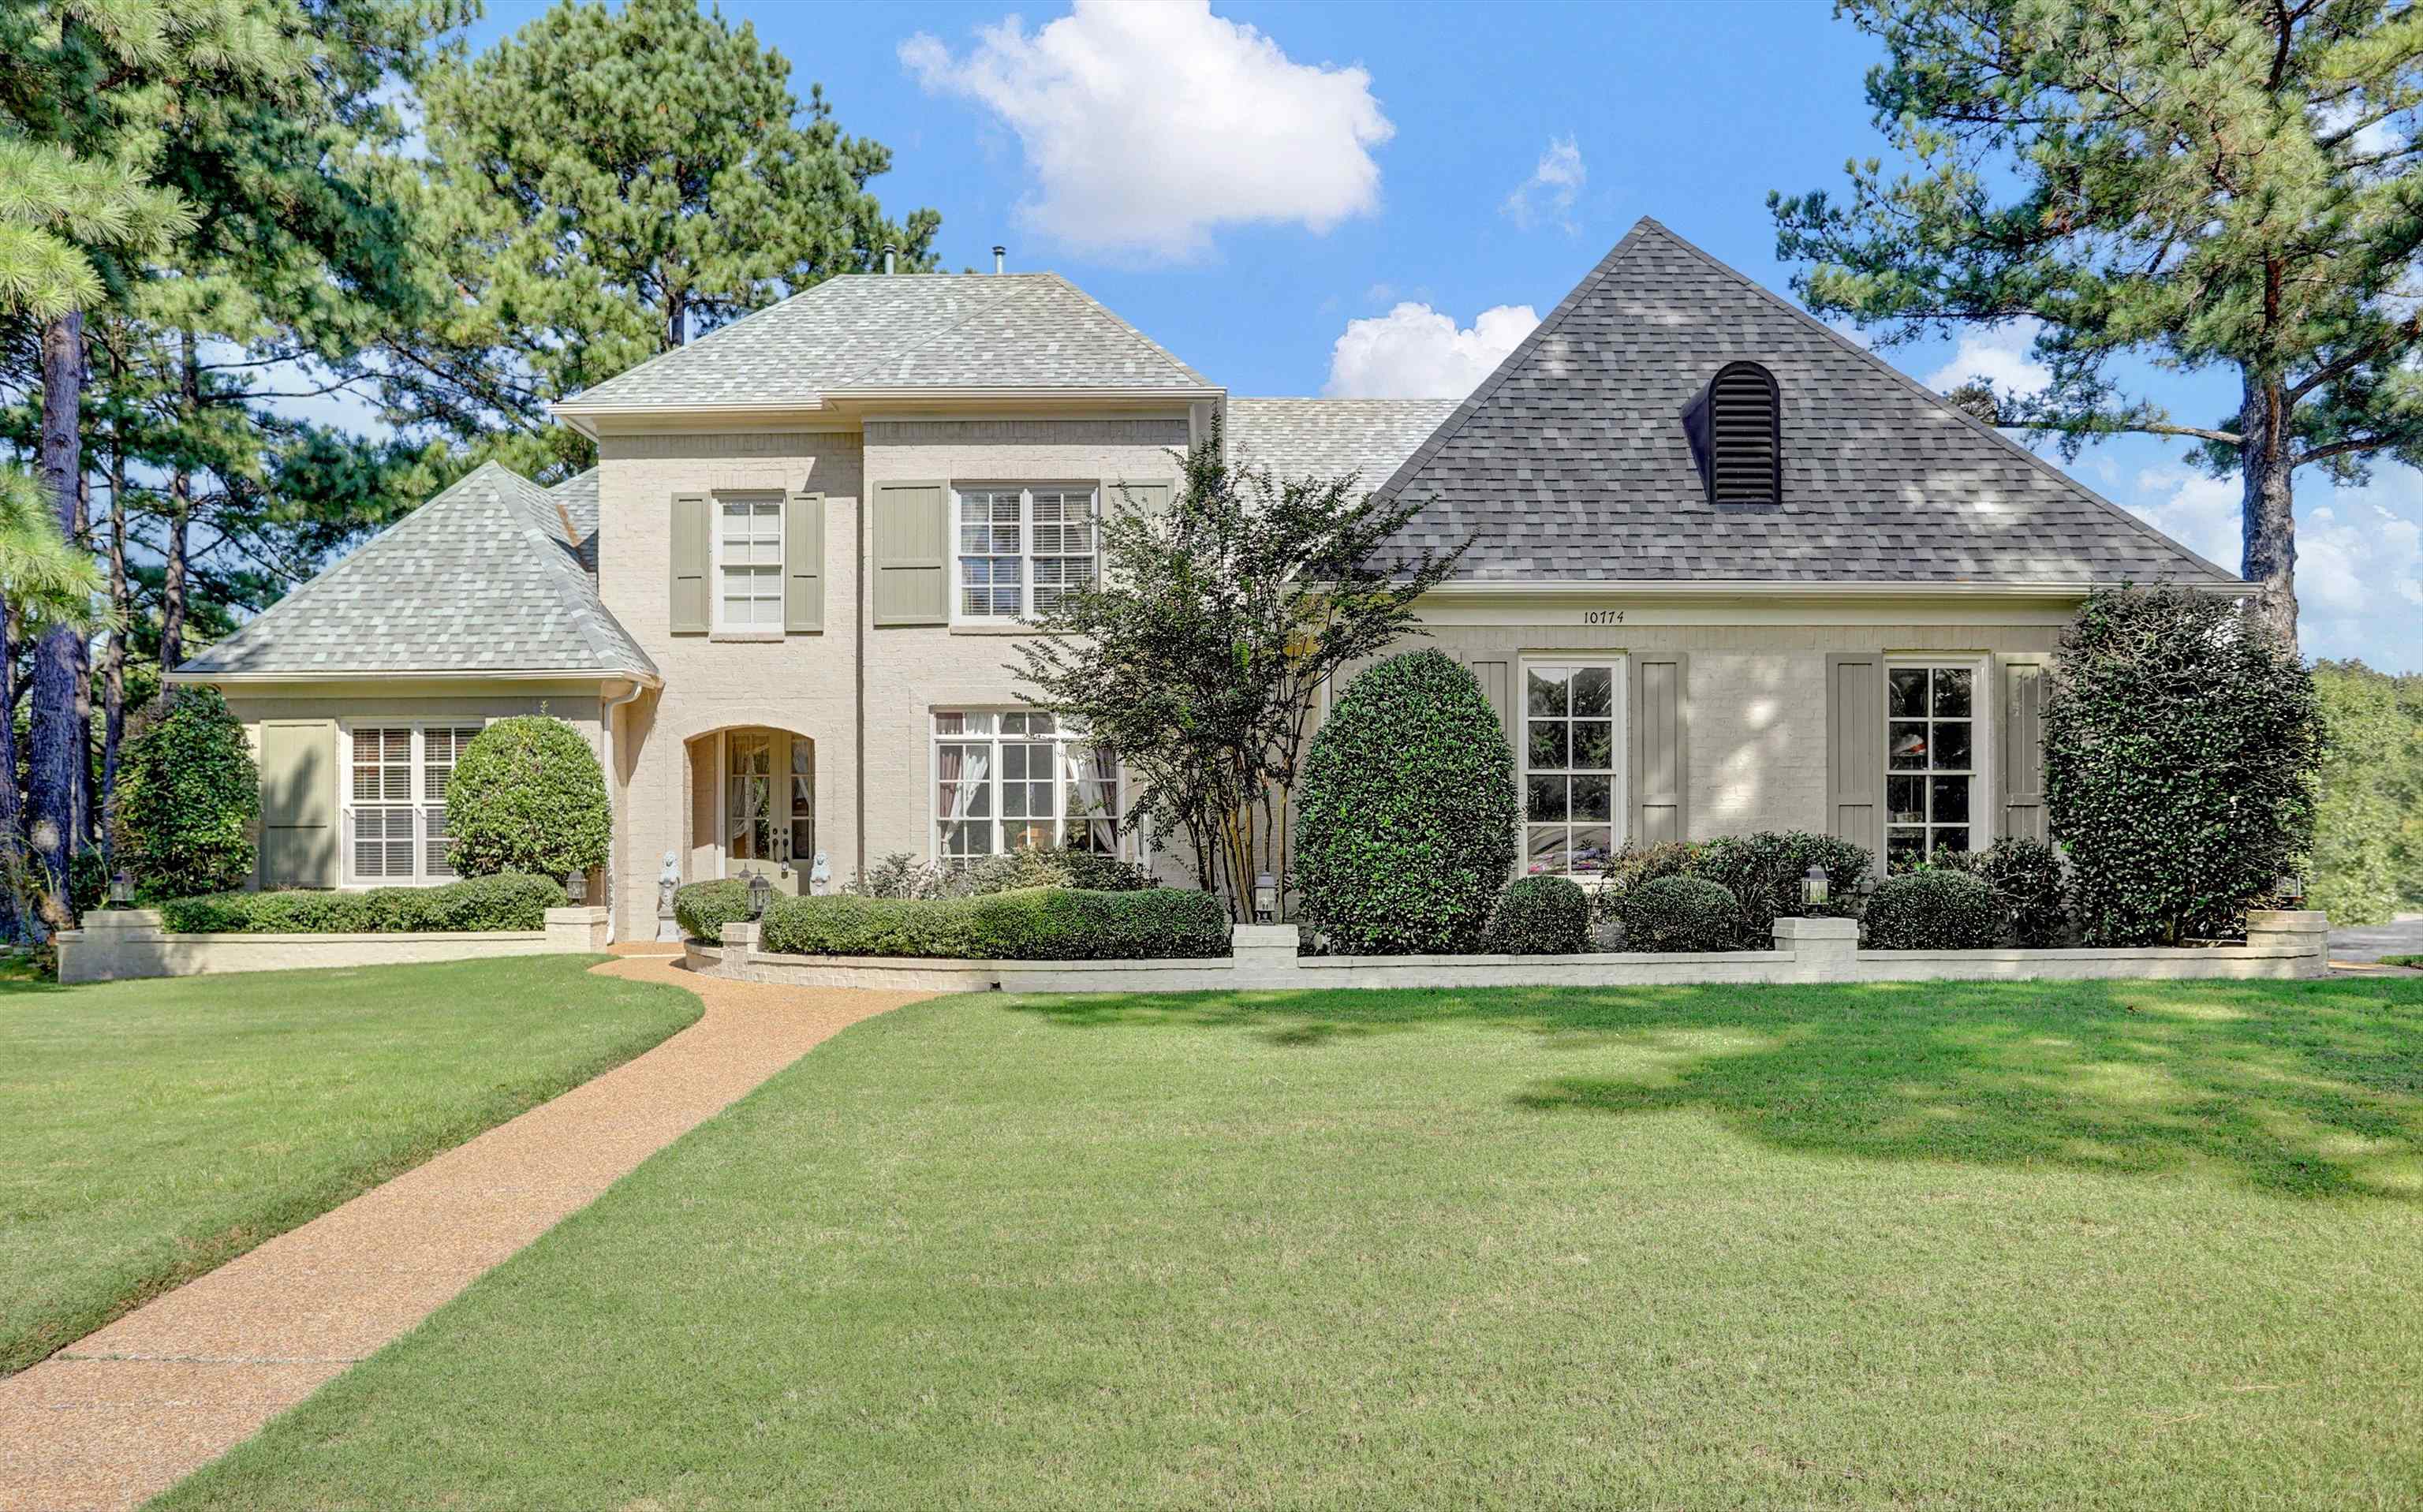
[932,711,1121,859]
[1522,662,1624,877]
[1885,663,1983,871]
[716,492,784,629]
[347,722,483,884]
[954,484,1098,622]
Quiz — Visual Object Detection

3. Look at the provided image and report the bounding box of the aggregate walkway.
[0,954,930,1512]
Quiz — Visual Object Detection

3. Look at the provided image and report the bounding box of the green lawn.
[159,977,2423,1510]
[1,954,699,1376]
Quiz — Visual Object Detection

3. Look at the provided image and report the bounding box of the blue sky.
[454,0,2423,670]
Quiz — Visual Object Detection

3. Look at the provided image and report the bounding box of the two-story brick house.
[170,220,2239,941]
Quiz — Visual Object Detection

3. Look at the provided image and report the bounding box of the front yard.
[159,976,2423,1510]
[0,954,700,1376]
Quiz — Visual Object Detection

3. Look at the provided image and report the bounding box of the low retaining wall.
[695,912,2332,993]
[56,906,613,984]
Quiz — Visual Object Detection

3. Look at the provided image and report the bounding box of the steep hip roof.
[1226,398,1462,492]
[172,461,657,683]
[1376,218,2240,587]
[553,272,1219,419]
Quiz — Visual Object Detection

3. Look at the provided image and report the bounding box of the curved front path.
[0,954,931,1512]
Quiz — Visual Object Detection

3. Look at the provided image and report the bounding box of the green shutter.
[259,719,338,888]
[2000,659,2048,843]
[1099,478,1174,588]
[669,491,710,635]
[785,491,825,633]
[1466,659,1513,750]
[872,480,948,626]
[1825,652,1885,866]
[1627,651,1689,845]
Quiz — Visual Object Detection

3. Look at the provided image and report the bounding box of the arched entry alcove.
[684,726,817,895]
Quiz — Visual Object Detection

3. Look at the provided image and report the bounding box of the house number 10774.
[1582,610,1626,625]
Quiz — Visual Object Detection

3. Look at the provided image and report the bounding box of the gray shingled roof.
[551,467,600,576]
[1226,398,1462,491]
[1376,219,2240,585]
[557,273,1216,413]
[176,462,656,681]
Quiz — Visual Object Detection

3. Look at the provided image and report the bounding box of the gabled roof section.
[175,461,657,682]
[1376,218,2240,586]
[1226,398,1462,491]
[550,467,600,577]
[555,273,1216,415]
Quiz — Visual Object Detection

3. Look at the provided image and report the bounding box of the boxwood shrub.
[444,715,611,882]
[1690,831,1871,948]
[1861,869,2003,950]
[1296,650,1519,955]
[157,873,566,935]
[1617,875,1739,952]
[1481,875,1590,954]
[757,886,1230,961]
[672,879,754,943]
[1940,837,2071,946]
[111,687,259,899]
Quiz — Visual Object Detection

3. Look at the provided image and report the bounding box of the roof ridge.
[1370,219,1658,502]
[1633,220,2241,583]
[827,275,1042,387]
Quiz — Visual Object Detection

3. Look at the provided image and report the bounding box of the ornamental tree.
[1772,0,2423,649]
[110,687,259,899]
[444,715,610,883]
[1014,416,1469,918]
[2044,585,2321,945]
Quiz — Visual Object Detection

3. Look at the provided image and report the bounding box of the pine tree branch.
[2292,434,2399,469]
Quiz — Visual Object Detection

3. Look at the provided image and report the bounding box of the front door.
[725,730,816,894]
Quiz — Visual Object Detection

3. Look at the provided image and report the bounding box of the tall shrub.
[1295,651,1518,954]
[2309,662,2406,925]
[110,688,259,898]
[445,715,610,882]
[2044,585,2321,945]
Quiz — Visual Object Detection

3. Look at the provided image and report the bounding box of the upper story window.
[1522,661,1625,877]
[716,493,784,629]
[1682,360,1782,506]
[954,484,1099,622]
[345,722,483,885]
[1885,662,1985,872]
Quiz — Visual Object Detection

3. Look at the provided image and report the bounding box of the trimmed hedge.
[1617,875,1739,952]
[756,886,1230,961]
[672,879,754,943]
[1482,875,1589,954]
[1940,837,2071,946]
[1296,650,1520,955]
[156,873,566,935]
[1589,841,1705,925]
[1862,869,2003,950]
[445,715,611,882]
[1691,831,1872,948]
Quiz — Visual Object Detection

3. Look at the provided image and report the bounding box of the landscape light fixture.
[2276,872,2305,904]
[1253,872,1279,924]
[109,869,134,909]
[1801,864,1829,909]
[566,868,587,906]
[748,869,773,920]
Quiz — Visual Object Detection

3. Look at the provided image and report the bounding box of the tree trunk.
[2238,371,2299,650]
[0,599,19,942]
[99,425,129,866]
[30,311,89,913]
[159,333,199,671]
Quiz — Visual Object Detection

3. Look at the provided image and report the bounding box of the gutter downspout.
[855,490,868,885]
[603,678,648,943]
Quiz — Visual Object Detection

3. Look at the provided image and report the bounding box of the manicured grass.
[0,954,699,1376]
[2382,954,2423,969]
[161,977,2423,1510]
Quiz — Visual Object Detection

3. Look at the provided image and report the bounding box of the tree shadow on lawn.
[1004,977,2423,1200]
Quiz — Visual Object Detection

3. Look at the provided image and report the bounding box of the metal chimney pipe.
[993,245,1006,274]
[882,244,897,275]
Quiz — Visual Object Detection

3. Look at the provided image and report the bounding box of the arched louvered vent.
[1680,362,1782,506]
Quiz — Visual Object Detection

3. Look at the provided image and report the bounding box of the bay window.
[1885,663,1981,871]
[1522,662,1625,876]
[346,722,483,884]
[954,484,1099,621]
[932,711,1121,859]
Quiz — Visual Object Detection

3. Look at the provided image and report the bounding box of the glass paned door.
[726,732,775,862]
[788,738,815,868]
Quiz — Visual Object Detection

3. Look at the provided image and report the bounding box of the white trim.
[949,482,1101,626]
[1881,654,1993,868]
[1416,578,2249,600]
[166,668,660,687]
[708,488,786,633]
[929,709,1126,862]
[1516,656,1628,879]
[338,718,488,887]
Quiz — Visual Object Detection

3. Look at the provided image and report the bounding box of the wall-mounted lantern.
[1253,872,1279,924]
[747,868,774,920]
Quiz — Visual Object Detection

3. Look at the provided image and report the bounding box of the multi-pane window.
[717,494,783,629]
[1523,663,1622,876]
[933,711,1121,860]
[726,732,776,863]
[348,723,482,884]
[1886,665,1977,872]
[954,485,1098,620]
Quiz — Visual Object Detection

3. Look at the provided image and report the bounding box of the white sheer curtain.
[1064,744,1118,853]
[937,741,992,856]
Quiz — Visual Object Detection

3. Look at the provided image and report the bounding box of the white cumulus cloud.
[900,1,1393,260]
[1925,319,2052,399]
[1503,136,1585,232]
[1324,302,1540,399]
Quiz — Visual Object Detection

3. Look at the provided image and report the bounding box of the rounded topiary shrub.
[1295,650,1519,954]
[2046,584,2321,945]
[1862,869,2003,950]
[1618,875,1738,952]
[111,687,260,898]
[444,715,610,881]
[672,879,753,943]
[1482,875,1590,954]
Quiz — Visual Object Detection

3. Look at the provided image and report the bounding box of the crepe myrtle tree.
[1014,416,1470,920]
[1772,0,2423,651]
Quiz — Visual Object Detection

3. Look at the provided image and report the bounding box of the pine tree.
[1772,0,2423,648]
